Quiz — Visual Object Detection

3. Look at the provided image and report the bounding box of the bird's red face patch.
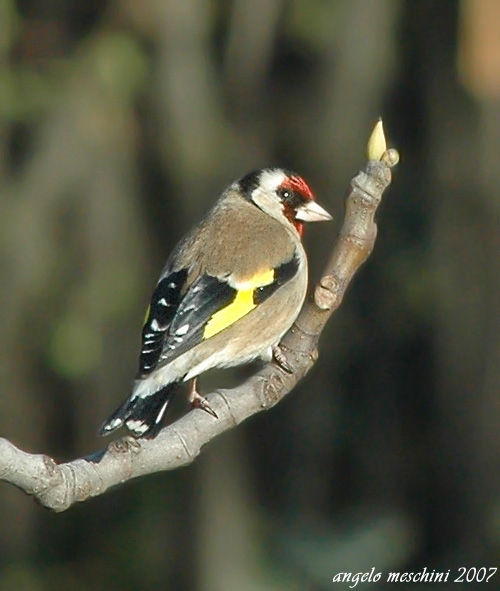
[278,175,316,236]
[281,175,315,201]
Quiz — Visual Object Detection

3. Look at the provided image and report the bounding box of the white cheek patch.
[250,169,291,219]
[251,190,284,218]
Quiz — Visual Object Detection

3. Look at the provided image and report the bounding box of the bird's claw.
[272,344,294,374]
[188,381,218,418]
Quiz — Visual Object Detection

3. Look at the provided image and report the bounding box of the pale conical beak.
[295,200,333,222]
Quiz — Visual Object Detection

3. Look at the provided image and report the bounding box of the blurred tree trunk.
[425,0,500,559]
[196,433,265,591]
[0,17,150,572]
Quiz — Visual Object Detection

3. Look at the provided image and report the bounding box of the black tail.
[98,383,179,439]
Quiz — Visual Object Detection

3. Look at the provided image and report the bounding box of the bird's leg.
[272,344,294,374]
[187,378,218,418]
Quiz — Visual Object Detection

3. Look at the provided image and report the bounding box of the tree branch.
[0,122,399,512]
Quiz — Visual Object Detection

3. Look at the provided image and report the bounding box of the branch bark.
[0,124,399,512]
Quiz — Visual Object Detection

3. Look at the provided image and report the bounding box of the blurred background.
[1,0,499,589]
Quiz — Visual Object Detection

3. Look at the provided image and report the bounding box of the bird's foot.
[272,344,294,374]
[188,378,218,418]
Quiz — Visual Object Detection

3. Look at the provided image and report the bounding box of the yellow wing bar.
[203,269,275,339]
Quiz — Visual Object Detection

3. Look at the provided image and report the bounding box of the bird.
[99,167,332,438]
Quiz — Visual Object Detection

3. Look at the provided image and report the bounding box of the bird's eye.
[277,188,291,200]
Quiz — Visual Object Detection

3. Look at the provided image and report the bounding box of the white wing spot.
[168,282,177,289]
[150,319,160,331]
[155,401,169,424]
[127,419,148,435]
[175,324,189,336]
[106,418,123,430]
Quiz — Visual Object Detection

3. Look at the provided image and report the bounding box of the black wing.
[138,255,300,377]
[138,269,188,376]
[137,270,234,377]
[157,273,235,365]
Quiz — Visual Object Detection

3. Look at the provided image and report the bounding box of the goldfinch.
[99,168,332,438]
